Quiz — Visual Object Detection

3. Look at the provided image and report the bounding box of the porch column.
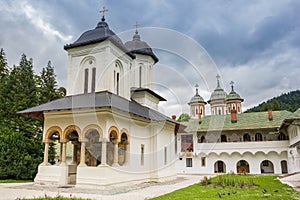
[42,139,50,165]
[59,143,63,163]
[71,141,78,165]
[99,138,107,166]
[125,143,130,165]
[60,141,67,166]
[112,142,119,167]
[79,140,87,167]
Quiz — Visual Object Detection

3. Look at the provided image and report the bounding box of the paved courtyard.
[0,175,204,200]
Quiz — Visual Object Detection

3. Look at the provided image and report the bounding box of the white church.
[19,8,300,186]
[19,9,179,186]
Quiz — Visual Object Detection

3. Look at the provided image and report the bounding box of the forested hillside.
[0,48,65,180]
[245,90,300,113]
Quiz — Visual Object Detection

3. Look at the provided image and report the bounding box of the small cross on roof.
[195,84,199,94]
[100,6,108,20]
[230,81,235,91]
[133,21,141,34]
[216,74,221,87]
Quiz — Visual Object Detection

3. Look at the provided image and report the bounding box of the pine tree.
[0,54,43,179]
[0,54,67,179]
[2,55,39,126]
[271,99,280,111]
[0,48,9,79]
[38,60,66,163]
[260,102,269,112]
[0,48,10,120]
[38,61,64,104]
[0,127,42,179]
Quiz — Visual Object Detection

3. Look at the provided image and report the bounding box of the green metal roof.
[184,110,293,132]
[226,90,243,102]
[208,86,227,103]
[188,87,206,105]
[292,108,300,118]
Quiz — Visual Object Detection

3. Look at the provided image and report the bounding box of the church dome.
[207,75,228,104]
[208,87,227,102]
[64,17,127,53]
[125,31,159,63]
[226,82,244,102]
[188,93,206,105]
[188,86,206,105]
[208,80,227,103]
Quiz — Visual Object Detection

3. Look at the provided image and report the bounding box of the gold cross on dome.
[133,21,140,33]
[100,6,108,18]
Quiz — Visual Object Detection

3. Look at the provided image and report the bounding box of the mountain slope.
[245,90,300,113]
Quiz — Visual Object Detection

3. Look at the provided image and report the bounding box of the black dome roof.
[125,31,159,63]
[64,17,135,59]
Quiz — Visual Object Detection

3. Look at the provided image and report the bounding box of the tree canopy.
[245,90,300,113]
[177,113,191,122]
[0,49,65,180]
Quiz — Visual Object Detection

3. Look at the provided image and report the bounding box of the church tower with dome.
[188,74,244,116]
[188,84,207,119]
[207,74,228,115]
[225,81,244,114]
[19,7,178,186]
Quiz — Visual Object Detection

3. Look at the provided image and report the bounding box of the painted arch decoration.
[44,126,63,141]
[82,124,103,141]
[62,125,81,141]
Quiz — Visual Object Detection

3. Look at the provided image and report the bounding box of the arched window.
[243,133,251,142]
[91,67,96,92]
[118,132,128,166]
[255,133,263,141]
[114,62,122,95]
[200,136,205,143]
[84,68,89,93]
[108,130,118,166]
[82,57,96,94]
[85,130,101,166]
[214,160,226,173]
[221,135,227,142]
[237,160,250,173]
[139,66,142,87]
[260,160,274,174]
[278,132,287,140]
[281,160,288,173]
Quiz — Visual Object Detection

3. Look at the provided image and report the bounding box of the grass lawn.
[151,174,300,200]
[0,179,33,183]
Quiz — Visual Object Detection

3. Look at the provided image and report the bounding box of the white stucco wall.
[38,108,177,185]
[176,132,289,175]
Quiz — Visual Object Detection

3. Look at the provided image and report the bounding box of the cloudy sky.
[1,0,300,117]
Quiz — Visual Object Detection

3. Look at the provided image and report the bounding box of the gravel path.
[0,175,205,200]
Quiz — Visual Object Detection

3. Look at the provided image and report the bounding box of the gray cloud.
[0,0,299,117]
